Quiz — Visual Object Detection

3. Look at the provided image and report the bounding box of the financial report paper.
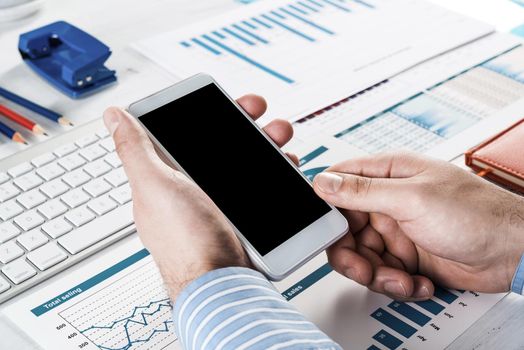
[133,0,494,124]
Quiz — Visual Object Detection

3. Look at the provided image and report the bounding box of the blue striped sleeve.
[173,267,341,350]
[511,253,524,295]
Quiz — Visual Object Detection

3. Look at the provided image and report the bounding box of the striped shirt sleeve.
[511,252,524,295]
[173,267,342,350]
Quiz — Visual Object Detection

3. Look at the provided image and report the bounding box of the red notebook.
[465,118,524,193]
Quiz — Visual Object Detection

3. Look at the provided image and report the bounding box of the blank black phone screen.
[138,83,330,255]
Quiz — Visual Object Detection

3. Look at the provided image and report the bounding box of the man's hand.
[313,152,524,300]
[103,95,294,300]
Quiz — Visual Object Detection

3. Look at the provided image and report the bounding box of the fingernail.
[104,109,121,136]
[413,285,431,299]
[384,281,407,297]
[316,173,343,194]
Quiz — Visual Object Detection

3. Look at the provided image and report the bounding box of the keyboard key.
[42,217,72,239]
[14,210,45,231]
[17,189,47,209]
[36,162,66,181]
[87,196,117,216]
[0,172,10,184]
[0,182,21,202]
[96,128,110,139]
[17,229,49,251]
[13,172,44,191]
[103,152,122,168]
[61,188,90,208]
[0,276,10,293]
[75,134,99,148]
[62,168,91,187]
[40,179,69,198]
[37,199,68,219]
[83,159,112,178]
[58,153,86,171]
[65,206,96,227]
[0,241,24,264]
[109,184,132,204]
[99,138,115,152]
[2,259,36,284]
[53,143,78,157]
[7,162,33,178]
[31,152,56,167]
[27,243,68,271]
[59,202,133,254]
[83,178,112,197]
[0,222,20,243]
[104,168,128,187]
[0,200,24,221]
[79,144,107,161]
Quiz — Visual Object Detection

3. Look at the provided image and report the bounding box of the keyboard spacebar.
[58,203,134,254]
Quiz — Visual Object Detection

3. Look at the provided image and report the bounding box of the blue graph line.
[252,17,272,28]
[232,24,269,44]
[351,0,375,9]
[180,41,190,48]
[212,30,226,39]
[307,0,325,7]
[298,1,320,12]
[261,14,316,42]
[80,298,173,350]
[321,0,352,12]
[191,38,221,55]
[288,4,309,14]
[242,20,257,29]
[271,10,286,19]
[280,7,335,35]
[202,34,295,83]
[223,27,255,46]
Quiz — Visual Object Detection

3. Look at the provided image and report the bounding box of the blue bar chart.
[136,0,494,122]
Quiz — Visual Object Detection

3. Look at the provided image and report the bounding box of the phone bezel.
[128,73,349,280]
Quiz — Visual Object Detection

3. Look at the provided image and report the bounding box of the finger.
[104,107,164,187]
[370,213,419,273]
[327,234,373,285]
[327,152,430,179]
[341,209,369,233]
[237,94,267,120]
[286,152,299,166]
[313,172,417,220]
[262,119,294,147]
[354,225,384,255]
[367,265,415,300]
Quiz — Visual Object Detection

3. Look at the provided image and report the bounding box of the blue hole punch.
[18,21,117,99]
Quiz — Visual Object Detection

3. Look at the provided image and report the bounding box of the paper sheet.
[3,236,506,350]
[133,0,494,124]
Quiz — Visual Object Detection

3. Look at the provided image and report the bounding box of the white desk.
[0,0,523,349]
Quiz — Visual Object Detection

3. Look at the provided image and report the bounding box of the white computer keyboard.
[0,120,135,303]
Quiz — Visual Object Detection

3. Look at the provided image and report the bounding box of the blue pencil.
[0,120,28,144]
[0,87,73,126]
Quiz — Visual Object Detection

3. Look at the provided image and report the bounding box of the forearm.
[173,267,341,350]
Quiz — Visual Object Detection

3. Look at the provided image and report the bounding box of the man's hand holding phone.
[103,95,294,300]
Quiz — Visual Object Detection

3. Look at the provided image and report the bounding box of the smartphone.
[128,73,349,280]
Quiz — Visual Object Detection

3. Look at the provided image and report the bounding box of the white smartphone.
[128,73,349,280]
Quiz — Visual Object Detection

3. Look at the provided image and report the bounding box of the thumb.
[103,107,164,187]
[313,172,415,220]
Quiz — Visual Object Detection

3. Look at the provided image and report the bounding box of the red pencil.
[0,104,48,136]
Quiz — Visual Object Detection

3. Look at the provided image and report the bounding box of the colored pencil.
[0,104,48,136]
[0,87,73,126]
[0,120,28,144]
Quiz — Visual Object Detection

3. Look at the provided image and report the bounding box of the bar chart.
[135,0,494,122]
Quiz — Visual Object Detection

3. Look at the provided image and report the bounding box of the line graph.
[59,261,176,350]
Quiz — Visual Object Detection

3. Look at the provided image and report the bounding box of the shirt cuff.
[511,253,524,295]
[173,267,341,350]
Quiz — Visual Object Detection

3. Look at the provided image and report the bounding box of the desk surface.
[0,0,523,349]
